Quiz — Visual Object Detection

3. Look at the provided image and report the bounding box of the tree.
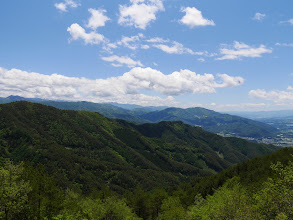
[255,160,293,219]
[0,160,31,220]
[22,164,63,219]
[103,197,142,220]
[157,197,186,220]
[188,177,259,220]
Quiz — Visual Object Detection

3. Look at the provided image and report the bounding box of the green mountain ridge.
[0,96,279,138]
[0,101,278,193]
[137,107,278,138]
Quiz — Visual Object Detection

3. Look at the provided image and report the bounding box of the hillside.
[0,96,148,123]
[137,107,278,138]
[0,96,279,139]
[174,147,293,203]
[0,101,278,193]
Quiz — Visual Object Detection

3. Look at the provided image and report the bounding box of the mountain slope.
[0,101,278,193]
[0,96,148,123]
[174,147,293,207]
[137,107,278,138]
[0,96,278,138]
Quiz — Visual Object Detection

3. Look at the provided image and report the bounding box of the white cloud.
[146,37,169,43]
[101,55,144,68]
[180,7,215,28]
[0,67,243,106]
[67,23,105,45]
[114,68,244,96]
[54,0,80,12]
[217,41,272,60]
[103,34,145,52]
[153,41,205,55]
[55,3,67,12]
[280,18,293,25]
[111,63,123,68]
[216,74,244,88]
[198,58,205,62]
[249,87,293,103]
[67,9,109,45]
[103,35,207,57]
[276,42,293,47]
[117,33,144,50]
[118,0,164,29]
[107,43,118,49]
[252,12,266,21]
[86,8,110,30]
[141,45,150,49]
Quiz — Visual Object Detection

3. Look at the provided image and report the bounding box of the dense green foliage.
[171,147,293,206]
[1,101,290,219]
[1,148,293,219]
[0,101,278,194]
[0,161,141,220]
[185,158,293,220]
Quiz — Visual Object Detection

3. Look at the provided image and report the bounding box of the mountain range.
[0,101,278,192]
[0,96,279,138]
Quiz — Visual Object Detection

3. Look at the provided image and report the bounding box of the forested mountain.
[136,107,279,138]
[0,96,279,138]
[0,96,148,123]
[0,101,278,193]
[1,135,292,219]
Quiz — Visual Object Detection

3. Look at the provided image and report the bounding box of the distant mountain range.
[135,107,279,138]
[226,110,293,120]
[0,101,278,192]
[0,96,279,138]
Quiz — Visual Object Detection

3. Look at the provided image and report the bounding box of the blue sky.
[0,0,293,111]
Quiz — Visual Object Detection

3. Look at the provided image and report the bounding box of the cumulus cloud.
[67,23,105,45]
[0,67,84,101]
[0,67,243,106]
[252,12,266,21]
[86,8,110,30]
[118,0,164,29]
[180,7,215,28]
[249,87,293,103]
[101,55,144,68]
[67,9,109,45]
[54,0,80,12]
[217,41,272,60]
